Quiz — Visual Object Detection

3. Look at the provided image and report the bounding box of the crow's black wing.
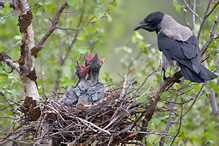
[157,32,201,74]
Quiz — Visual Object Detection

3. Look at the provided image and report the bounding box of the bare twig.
[171,84,205,124]
[160,93,179,146]
[0,2,15,9]
[0,52,20,73]
[197,0,212,40]
[170,96,183,146]
[56,9,108,31]
[201,16,219,55]
[0,12,18,22]
[5,41,21,53]
[42,71,47,98]
[181,0,202,23]
[192,0,196,34]
[77,117,111,135]
[33,2,69,55]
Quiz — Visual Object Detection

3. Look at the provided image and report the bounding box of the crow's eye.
[148,19,153,23]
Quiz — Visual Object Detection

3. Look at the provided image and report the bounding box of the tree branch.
[137,71,183,140]
[181,0,202,23]
[32,2,68,55]
[201,16,219,55]
[56,9,108,31]
[171,84,205,124]
[0,2,15,9]
[0,52,20,73]
[197,0,212,40]
[160,93,179,145]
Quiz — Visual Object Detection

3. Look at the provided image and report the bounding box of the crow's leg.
[162,67,167,81]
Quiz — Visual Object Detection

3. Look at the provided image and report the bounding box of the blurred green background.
[0,0,218,145]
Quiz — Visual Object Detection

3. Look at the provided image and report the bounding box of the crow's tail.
[179,64,217,83]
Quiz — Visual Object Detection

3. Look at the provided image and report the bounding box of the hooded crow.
[134,12,217,83]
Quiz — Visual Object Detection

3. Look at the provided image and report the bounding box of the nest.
[2,80,151,145]
[42,81,148,145]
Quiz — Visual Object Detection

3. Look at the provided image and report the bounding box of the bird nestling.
[134,12,217,83]
[63,59,90,105]
[86,52,105,102]
[63,51,105,106]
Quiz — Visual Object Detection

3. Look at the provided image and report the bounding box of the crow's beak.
[133,20,147,31]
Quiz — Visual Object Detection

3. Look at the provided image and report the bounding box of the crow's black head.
[134,12,163,33]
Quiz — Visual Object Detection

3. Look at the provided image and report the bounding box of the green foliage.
[0,0,218,145]
[102,72,114,85]
[173,0,181,13]
[139,96,147,103]
[0,0,117,134]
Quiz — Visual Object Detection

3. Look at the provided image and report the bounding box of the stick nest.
[43,82,148,145]
[2,80,150,145]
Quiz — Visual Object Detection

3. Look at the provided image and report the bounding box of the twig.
[0,116,18,120]
[171,83,205,124]
[0,52,20,73]
[197,0,212,40]
[134,65,160,96]
[192,0,196,34]
[181,0,202,23]
[137,70,183,140]
[56,16,95,31]
[44,105,66,123]
[56,9,109,31]
[76,117,111,135]
[0,11,18,22]
[201,16,219,55]
[42,71,47,98]
[120,75,127,98]
[170,96,183,145]
[5,41,21,53]
[0,2,15,9]
[160,93,179,145]
[33,2,69,55]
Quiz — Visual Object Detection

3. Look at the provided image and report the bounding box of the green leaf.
[132,35,137,43]
[209,80,216,87]
[42,11,50,19]
[193,84,201,92]
[67,0,75,7]
[44,1,53,5]
[78,48,87,54]
[3,3,10,11]
[139,96,147,103]
[151,118,161,126]
[213,86,219,93]
[90,26,97,34]
[159,91,168,101]
[173,0,181,13]
[171,91,177,98]
[135,32,144,40]
[175,84,181,89]
[107,15,112,23]
[176,5,181,13]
